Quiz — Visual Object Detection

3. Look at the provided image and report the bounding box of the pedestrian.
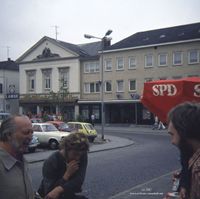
[0,115,34,199]
[38,132,89,199]
[152,115,159,130]
[91,114,95,126]
[158,120,166,130]
[167,102,200,199]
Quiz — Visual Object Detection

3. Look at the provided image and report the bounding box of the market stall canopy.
[141,77,200,123]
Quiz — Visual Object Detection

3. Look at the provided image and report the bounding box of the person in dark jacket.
[38,132,89,199]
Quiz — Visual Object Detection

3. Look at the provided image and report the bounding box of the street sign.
[6,93,19,99]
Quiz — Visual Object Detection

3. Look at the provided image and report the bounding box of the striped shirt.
[188,148,200,199]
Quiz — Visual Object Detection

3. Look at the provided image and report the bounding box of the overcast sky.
[0,0,200,61]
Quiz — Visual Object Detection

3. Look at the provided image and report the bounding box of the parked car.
[67,122,97,142]
[30,118,43,123]
[27,135,39,153]
[32,123,70,149]
[47,121,75,132]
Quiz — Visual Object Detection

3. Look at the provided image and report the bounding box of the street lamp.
[84,30,113,140]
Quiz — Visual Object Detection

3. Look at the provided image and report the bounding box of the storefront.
[78,100,154,125]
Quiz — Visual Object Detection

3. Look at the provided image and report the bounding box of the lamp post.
[84,30,112,140]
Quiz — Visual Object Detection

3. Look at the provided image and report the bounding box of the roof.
[105,22,200,52]
[0,59,19,71]
[78,41,102,56]
[17,36,102,62]
[50,37,102,57]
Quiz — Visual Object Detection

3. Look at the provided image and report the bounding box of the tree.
[49,77,69,121]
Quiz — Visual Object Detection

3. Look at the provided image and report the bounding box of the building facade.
[79,22,200,124]
[0,59,19,114]
[17,23,200,124]
[17,36,101,121]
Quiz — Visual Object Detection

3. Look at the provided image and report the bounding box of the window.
[84,82,100,93]
[75,124,83,130]
[129,80,136,91]
[116,57,124,70]
[145,54,153,67]
[26,70,36,92]
[173,52,183,65]
[59,68,69,89]
[188,50,199,64]
[90,83,95,93]
[84,64,90,73]
[84,62,99,73]
[84,83,90,93]
[0,83,3,94]
[105,58,112,71]
[158,53,167,66]
[129,57,137,69]
[42,69,52,91]
[117,80,124,92]
[105,81,112,92]
[33,125,42,132]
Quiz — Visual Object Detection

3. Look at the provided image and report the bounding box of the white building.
[0,59,19,114]
[17,36,101,120]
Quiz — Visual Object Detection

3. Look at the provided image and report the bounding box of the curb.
[26,137,135,164]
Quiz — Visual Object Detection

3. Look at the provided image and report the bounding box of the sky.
[0,0,200,61]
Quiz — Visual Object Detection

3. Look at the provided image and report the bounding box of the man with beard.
[168,102,200,199]
[0,115,34,199]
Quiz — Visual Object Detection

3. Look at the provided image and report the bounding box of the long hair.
[60,132,89,153]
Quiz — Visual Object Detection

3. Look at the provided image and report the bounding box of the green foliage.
[48,78,69,117]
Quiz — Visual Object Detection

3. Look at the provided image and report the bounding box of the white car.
[32,123,70,149]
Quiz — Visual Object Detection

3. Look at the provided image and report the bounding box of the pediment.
[17,37,79,62]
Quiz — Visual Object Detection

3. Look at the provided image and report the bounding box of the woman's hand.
[63,160,79,180]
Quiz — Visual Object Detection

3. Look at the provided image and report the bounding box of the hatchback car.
[67,122,97,142]
[32,123,70,149]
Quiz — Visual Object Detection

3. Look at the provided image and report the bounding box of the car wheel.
[28,148,36,153]
[88,137,95,143]
[49,139,59,150]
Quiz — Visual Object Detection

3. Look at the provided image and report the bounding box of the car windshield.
[42,124,58,132]
[85,124,94,130]
[67,123,74,129]
[60,123,69,129]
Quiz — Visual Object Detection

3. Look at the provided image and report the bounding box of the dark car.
[30,118,43,123]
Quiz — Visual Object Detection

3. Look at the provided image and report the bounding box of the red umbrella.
[141,77,200,123]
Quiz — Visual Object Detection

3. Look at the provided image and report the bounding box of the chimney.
[103,37,112,48]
